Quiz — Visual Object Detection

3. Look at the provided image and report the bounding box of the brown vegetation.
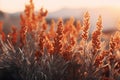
[0,0,120,80]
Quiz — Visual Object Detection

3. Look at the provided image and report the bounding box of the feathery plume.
[81,11,90,41]
[54,18,64,54]
[92,15,103,55]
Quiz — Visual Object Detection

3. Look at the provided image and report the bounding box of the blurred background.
[0,0,120,35]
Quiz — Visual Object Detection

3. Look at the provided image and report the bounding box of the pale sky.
[0,0,120,13]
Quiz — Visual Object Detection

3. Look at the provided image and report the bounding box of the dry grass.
[0,0,120,80]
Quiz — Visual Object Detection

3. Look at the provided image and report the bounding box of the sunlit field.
[0,0,120,80]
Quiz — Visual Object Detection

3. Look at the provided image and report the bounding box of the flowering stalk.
[54,18,64,54]
[92,16,102,55]
[8,25,18,45]
[109,31,120,53]
[81,12,90,41]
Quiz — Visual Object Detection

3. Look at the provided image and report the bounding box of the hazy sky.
[0,0,120,13]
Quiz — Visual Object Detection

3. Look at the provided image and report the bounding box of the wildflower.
[109,31,120,53]
[54,18,64,54]
[92,16,102,55]
[8,26,18,45]
[81,11,90,41]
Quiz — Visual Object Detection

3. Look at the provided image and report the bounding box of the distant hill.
[0,11,12,34]
[47,8,120,31]
[0,10,5,18]
[47,8,85,19]
[0,7,120,34]
[0,10,9,19]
